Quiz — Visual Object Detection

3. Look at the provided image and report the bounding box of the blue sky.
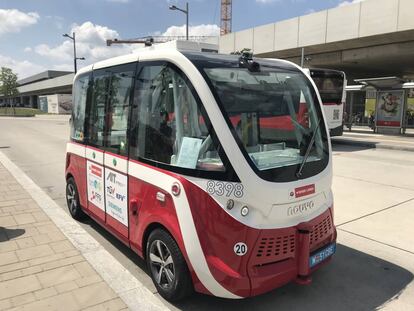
[0,0,354,79]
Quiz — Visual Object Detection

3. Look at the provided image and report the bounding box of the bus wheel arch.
[65,175,86,220]
[143,224,194,301]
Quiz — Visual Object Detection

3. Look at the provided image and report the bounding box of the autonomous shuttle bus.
[65,42,336,301]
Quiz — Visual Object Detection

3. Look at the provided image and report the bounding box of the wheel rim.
[149,240,175,290]
[67,183,77,214]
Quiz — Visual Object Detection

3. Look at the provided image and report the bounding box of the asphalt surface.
[332,131,414,152]
[1,115,413,310]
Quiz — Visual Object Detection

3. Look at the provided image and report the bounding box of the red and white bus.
[305,68,347,136]
[66,42,336,301]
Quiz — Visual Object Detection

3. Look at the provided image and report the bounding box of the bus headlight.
[241,206,249,217]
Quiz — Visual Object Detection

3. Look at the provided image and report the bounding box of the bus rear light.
[171,183,181,196]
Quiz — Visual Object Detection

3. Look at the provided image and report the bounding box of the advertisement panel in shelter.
[376,91,404,127]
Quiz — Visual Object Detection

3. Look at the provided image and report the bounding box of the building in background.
[207,0,414,133]
[0,70,73,114]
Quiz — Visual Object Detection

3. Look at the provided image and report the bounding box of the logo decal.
[287,200,315,216]
[294,184,315,198]
[107,172,116,182]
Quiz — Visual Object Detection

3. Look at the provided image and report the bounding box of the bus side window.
[105,69,134,156]
[85,70,109,148]
[71,74,90,142]
[131,65,175,164]
[130,63,225,172]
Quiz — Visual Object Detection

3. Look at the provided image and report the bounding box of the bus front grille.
[254,234,296,265]
[309,214,333,251]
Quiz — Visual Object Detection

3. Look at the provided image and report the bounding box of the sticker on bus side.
[105,168,128,227]
[87,160,105,211]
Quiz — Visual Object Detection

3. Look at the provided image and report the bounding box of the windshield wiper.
[296,118,322,178]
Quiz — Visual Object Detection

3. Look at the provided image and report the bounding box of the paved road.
[1,115,413,310]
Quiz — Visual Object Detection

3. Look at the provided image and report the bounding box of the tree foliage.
[0,67,19,105]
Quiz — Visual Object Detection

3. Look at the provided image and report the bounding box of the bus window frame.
[84,62,138,156]
[71,72,92,144]
[128,60,240,182]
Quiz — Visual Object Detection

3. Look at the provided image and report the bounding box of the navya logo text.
[287,200,315,216]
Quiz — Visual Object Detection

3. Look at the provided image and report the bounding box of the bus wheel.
[146,229,193,301]
[66,177,85,220]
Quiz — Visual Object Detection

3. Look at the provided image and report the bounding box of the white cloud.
[162,24,220,37]
[256,0,279,3]
[0,9,39,36]
[0,54,45,79]
[23,47,32,52]
[45,15,64,30]
[33,21,133,69]
[338,0,364,7]
[28,22,220,75]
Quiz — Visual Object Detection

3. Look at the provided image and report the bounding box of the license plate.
[309,243,336,268]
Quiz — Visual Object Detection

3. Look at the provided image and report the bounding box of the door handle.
[130,199,140,216]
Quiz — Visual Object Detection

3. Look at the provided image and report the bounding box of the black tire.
[66,177,85,220]
[146,229,193,302]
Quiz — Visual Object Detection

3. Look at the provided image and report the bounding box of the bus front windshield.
[200,60,329,182]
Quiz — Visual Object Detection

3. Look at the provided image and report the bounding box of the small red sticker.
[90,164,102,177]
[295,184,315,198]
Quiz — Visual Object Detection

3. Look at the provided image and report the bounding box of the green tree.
[0,67,19,114]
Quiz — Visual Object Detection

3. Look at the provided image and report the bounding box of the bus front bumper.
[247,207,336,297]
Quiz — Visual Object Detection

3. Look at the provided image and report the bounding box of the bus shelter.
[345,77,414,134]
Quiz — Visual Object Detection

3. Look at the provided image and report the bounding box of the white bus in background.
[305,68,347,136]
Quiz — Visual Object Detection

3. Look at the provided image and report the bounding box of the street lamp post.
[169,2,189,40]
[63,32,85,74]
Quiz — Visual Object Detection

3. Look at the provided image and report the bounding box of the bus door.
[127,63,177,252]
[86,64,135,242]
[127,62,210,253]
[85,69,108,225]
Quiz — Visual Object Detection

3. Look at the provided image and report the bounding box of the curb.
[331,138,414,152]
[0,114,34,118]
[0,151,170,311]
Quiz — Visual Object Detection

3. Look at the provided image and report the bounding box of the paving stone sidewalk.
[0,163,128,311]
